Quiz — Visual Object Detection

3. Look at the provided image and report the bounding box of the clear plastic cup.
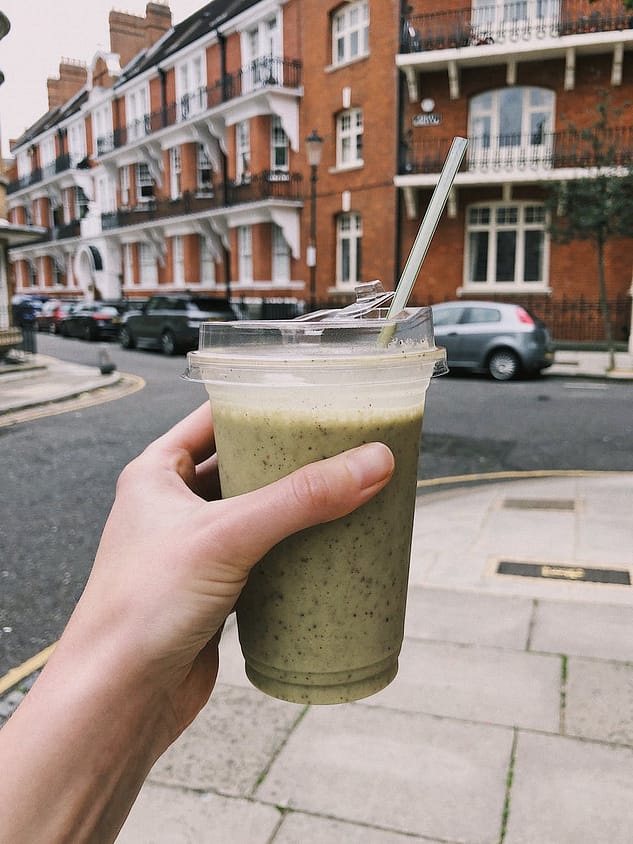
[184,285,446,704]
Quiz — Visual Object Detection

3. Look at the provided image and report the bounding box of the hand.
[64,402,395,752]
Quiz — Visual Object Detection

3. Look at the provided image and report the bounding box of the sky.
[0,0,207,157]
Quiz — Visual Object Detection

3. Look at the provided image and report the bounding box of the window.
[242,14,282,90]
[173,236,185,285]
[197,145,213,194]
[40,136,56,177]
[332,0,369,66]
[468,87,555,168]
[336,108,363,168]
[123,243,134,285]
[139,243,157,285]
[136,163,154,202]
[120,166,130,207]
[176,53,206,120]
[126,85,150,141]
[200,236,216,284]
[236,121,251,182]
[17,151,30,182]
[237,226,253,282]
[471,0,560,41]
[465,203,548,288]
[272,224,290,282]
[271,115,289,174]
[74,187,89,219]
[68,120,86,166]
[93,103,113,154]
[169,147,181,199]
[336,213,362,286]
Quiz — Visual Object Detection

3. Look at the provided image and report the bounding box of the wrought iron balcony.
[96,57,302,156]
[400,1,633,53]
[6,152,86,194]
[399,128,633,175]
[100,172,303,230]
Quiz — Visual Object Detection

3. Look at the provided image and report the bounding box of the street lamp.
[305,129,323,310]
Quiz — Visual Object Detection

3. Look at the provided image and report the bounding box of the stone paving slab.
[117,783,282,843]
[148,683,303,796]
[273,812,442,842]
[530,600,633,661]
[565,657,633,746]
[362,639,562,732]
[405,586,533,650]
[256,704,513,843]
[504,732,633,844]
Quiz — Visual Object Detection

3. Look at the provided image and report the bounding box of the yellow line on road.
[417,468,627,488]
[0,644,56,696]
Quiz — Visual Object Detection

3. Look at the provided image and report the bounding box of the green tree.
[544,100,633,369]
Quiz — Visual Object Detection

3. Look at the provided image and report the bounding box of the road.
[1,332,632,676]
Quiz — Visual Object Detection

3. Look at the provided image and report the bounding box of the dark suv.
[119,293,238,355]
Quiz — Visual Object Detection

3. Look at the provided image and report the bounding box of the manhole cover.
[497,560,630,585]
[502,498,576,511]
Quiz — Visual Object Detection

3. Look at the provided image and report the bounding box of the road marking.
[0,644,56,695]
[563,382,608,390]
[0,372,145,428]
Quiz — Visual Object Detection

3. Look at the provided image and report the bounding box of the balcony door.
[468,87,555,170]
[471,0,560,41]
[242,14,282,91]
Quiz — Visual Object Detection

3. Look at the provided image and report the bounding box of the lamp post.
[305,129,323,310]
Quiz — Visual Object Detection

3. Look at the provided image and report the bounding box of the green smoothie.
[211,400,424,704]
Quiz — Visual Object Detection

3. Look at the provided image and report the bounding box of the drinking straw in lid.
[386,136,468,319]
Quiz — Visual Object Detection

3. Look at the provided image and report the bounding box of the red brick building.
[5,0,633,338]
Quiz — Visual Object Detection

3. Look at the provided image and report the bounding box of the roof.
[116,0,262,85]
[11,89,89,152]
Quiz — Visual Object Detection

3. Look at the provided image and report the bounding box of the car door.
[432,306,466,365]
[455,306,503,367]
[135,296,166,345]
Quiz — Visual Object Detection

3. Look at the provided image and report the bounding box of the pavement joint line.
[498,728,518,844]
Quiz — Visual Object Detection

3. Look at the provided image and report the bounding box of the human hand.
[62,403,395,755]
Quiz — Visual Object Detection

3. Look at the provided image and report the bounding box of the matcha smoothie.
[212,400,424,704]
[184,293,446,704]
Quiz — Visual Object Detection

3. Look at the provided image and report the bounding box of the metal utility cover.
[497,560,630,586]
[502,498,576,511]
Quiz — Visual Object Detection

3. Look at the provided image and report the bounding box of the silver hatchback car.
[431,301,555,381]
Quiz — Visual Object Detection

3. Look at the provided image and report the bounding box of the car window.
[96,307,119,316]
[147,298,166,312]
[433,307,463,326]
[462,307,501,324]
[171,299,188,311]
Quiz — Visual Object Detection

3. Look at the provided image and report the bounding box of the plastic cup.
[184,296,446,704]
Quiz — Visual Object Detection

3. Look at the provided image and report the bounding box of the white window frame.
[93,102,113,154]
[123,243,134,286]
[237,225,253,282]
[271,224,290,282]
[471,0,560,41]
[242,13,282,91]
[40,135,56,177]
[236,121,251,182]
[336,212,362,287]
[196,145,213,194]
[126,84,150,141]
[176,51,206,121]
[468,86,555,170]
[199,236,216,284]
[136,162,154,203]
[332,0,369,67]
[17,151,30,181]
[464,202,550,291]
[336,108,364,168]
[270,115,289,174]
[139,242,158,285]
[68,119,86,166]
[74,187,89,220]
[120,166,130,207]
[169,147,181,199]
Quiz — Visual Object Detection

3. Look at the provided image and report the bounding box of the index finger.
[153,402,215,465]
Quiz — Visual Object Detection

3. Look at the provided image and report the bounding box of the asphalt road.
[1,332,632,676]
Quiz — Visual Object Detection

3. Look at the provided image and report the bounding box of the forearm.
[0,628,168,843]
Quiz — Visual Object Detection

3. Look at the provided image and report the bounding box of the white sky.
[0,0,206,156]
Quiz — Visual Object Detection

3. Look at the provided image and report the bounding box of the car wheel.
[119,326,136,349]
[488,348,520,381]
[160,330,177,356]
[83,324,96,342]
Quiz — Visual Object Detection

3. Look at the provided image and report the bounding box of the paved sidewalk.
[115,473,633,844]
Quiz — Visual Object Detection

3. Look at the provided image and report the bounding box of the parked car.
[59,303,122,341]
[11,295,46,327]
[35,300,78,333]
[119,294,238,355]
[430,301,555,381]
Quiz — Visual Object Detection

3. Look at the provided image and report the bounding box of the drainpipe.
[218,31,232,298]
[394,0,409,291]
[158,67,167,128]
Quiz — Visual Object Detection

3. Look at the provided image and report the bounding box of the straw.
[386,136,468,319]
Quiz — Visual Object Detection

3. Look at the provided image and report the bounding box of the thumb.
[213,442,395,570]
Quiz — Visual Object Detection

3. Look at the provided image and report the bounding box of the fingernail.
[344,443,395,489]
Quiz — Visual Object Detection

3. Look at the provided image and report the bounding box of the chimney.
[47,59,88,110]
[109,2,172,69]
